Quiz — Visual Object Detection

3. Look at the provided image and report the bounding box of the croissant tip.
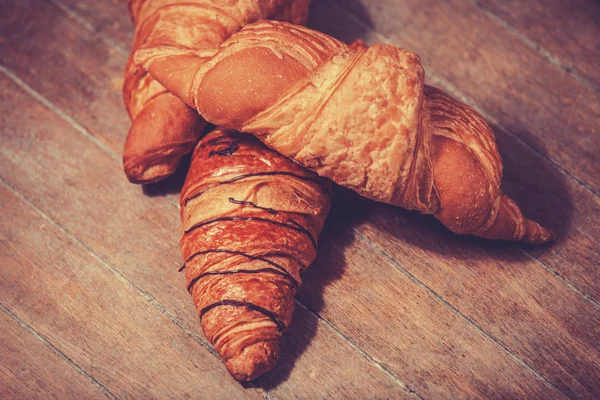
[123,161,175,184]
[225,339,280,381]
[523,221,556,245]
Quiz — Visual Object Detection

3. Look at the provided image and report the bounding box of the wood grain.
[328,0,600,194]
[0,4,570,391]
[0,73,414,398]
[336,193,600,398]
[0,180,261,399]
[0,309,108,400]
[0,23,568,399]
[299,221,565,399]
[1,0,599,397]
[308,4,600,397]
[1,60,564,397]
[478,0,600,88]
[51,0,133,50]
[0,0,130,156]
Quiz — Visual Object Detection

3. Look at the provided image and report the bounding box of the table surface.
[1,0,599,398]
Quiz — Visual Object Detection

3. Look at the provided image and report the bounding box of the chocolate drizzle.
[199,300,286,331]
[228,197,277,214]
[180,145,325,339]
[184,216,317,249]
[209,142,239,157]
[184,249,300,292]
[200,133,240,157]
[184,171,326,205]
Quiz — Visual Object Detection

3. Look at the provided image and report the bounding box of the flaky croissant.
[180,128,330,380]
[136,20,554,243]
[122,0,309,183]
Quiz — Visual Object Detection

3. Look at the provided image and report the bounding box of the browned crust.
[180,129,330,380]
[123,1,311,183]
[136,20,554,243]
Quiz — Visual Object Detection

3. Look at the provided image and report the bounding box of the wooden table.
[1,0,599,398]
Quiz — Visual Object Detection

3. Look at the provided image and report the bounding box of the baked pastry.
[123,0,334,381]
[122,0,309,183]
[136,20,554,243]
[180,128,330,380]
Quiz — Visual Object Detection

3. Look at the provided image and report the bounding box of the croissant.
[135,20,554,243]
[122,0,310,183]
[180,128,330,380]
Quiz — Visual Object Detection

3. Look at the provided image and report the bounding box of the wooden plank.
[51,0,133,50]
[304,197,600,398]
[490,118,600,300]
[298,222,564,399]
[0,62,564,399]
[478,0,600,88]
[257,305,413,398]
[338,195,600,398]
[0,309,108,400]
[319,0,600,194]
[309,0,600,307]
[0,183,260,399]
[0,0,130,156]
[0,73,413,399]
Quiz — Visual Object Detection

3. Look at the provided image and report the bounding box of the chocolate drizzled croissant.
[180,128,330,380]
[136,20,554,243]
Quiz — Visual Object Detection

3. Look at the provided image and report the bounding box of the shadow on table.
[307,0,372,43]
[255,186,358,388]
[319,124,571,266]
[141,152,192,198]
[308,0,573,260]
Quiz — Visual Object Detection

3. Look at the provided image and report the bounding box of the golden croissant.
[122,0,309,183]
[180,128,330,381]
[135,20,554,243]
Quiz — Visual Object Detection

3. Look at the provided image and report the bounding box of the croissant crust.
[180,128,330,380]
[122,1,310,183]
[137,20,554,243]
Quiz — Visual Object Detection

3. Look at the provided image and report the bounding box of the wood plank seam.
[294,301,423,399]
[333,0,600,200]
[0,303,118,400]
[350,230,568,398]
[520,248,600,312]
[38,0,600,307]
[0,176,274,400]
[0,61,591,395]
[469,0,600,95]
[0,65,120,164]
[46,0,130,56]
